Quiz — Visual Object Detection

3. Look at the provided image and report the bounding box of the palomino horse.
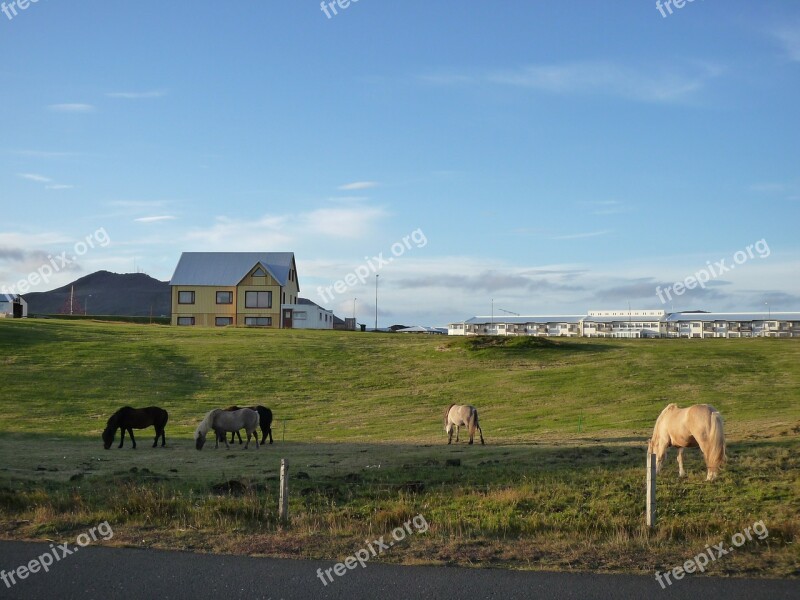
[648,403,726,481]
[222,405,274,445]
[102,406,169,449]
[195,408,259,450]
[444,404,485,445]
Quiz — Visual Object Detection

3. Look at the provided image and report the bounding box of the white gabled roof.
[169,252,295,287]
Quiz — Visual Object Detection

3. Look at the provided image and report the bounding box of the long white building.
[448,310,800,338]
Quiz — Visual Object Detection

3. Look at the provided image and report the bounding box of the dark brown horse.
[222,405,273,445]
[102,406,169,449]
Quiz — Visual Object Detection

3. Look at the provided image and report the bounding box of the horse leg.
[478,426,485,445]
[236,430,243,444]
[153,428,159,448]
[254,429,259,449]
[161,428,166,447]
[677,448,686,477]
[446,424,453,445]
[129,429,136,449]
[655,444,667,474]
[118,428,126,449]
[456,425,460,443]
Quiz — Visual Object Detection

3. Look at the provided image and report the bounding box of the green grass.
[0,319,797,576]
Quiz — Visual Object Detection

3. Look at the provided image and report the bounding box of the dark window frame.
[245,290,272,309]
[216,291,233,304]
[178,291,195,305]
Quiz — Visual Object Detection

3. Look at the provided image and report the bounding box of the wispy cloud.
[422,61,723,104]
[18,173,51,183]
[13,150,80,159]
[45,184,74,190]
[338,181,379,191]
[106,90,165,99]
[134,215,177,224]
[107,200,166,209]
[552,230,611,240]
[749,182,787,193]
[770,23,800,62]
[580,200,632,216]
[48,103,95,113]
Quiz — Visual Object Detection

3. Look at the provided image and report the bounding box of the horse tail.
[705,409,726,471]
[444,403,456,427]
[161,409,169,427]
[469,408,479,437]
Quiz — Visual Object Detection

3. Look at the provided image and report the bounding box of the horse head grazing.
[102,411,121,450]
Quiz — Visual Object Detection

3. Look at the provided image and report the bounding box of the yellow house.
[169,252,300,327]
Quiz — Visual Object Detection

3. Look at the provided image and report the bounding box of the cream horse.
[195,408,259,450]
[444,404,485,445]
[648,403,726,481]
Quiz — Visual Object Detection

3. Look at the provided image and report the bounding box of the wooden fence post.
[646,452,656,528]
[279,458,289,524]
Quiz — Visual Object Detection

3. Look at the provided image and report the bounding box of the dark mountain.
[24,271,170,317]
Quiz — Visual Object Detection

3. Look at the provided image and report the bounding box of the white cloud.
[45,184,74,190]
[422,61,723,104]
[48,103,95,113]
[106,90,165,99]
[771,23,800,62]
[18,173,51,183]
[552,230,612,240]
[338,181,379,191]
[134,216,177,223]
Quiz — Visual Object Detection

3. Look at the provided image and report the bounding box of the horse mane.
[444,403,456,426]
[195,409,220,439]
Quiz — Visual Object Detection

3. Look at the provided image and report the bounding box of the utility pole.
[374,275,379,331]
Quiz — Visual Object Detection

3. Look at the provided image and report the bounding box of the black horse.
[102,406,169,449]
[222,405,273,445]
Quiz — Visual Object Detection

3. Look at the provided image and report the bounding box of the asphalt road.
[0,541,795,600]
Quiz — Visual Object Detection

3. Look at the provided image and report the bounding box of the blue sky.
[1,0,799,325]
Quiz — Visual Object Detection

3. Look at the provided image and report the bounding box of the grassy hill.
[0,319,797,576]
[22,270,170,317]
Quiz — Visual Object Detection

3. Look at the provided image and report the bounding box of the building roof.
[464,315,585,325]
[396,325,447,334]
[583,316,662,324]
[665,312,800,323]
[169,252,294,287]
[0,294,23,303]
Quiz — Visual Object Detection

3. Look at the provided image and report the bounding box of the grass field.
[0,319,797,577]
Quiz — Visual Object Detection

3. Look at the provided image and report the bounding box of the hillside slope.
[23,271,170,316]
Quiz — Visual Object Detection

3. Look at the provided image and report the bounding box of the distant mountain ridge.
[24,271,171,317]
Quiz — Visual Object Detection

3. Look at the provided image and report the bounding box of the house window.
[252,267,266,277]
[245,291,272,308]
[215,317,233,327]
[294,311,307,320]
[178,291,195,304]
[245,316,272,327]
[177,316,195,326]
[216,291,233,304]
